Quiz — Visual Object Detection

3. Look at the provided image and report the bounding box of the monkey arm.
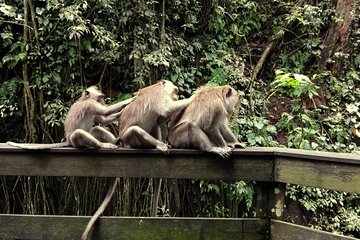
[220,125,245,148]
[95,110,123,124]
[101,96,136,116]
[150,125,162,140]
[220,125,238,143]
[207,128,228,148]
[167,97,193,114]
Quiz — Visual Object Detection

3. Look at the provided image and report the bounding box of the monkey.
[117,80,194,153]
[168,85,245,158]
[115,80,193,225]
[7,86,135,149]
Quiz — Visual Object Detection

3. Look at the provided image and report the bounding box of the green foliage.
[208,0,267,45]
[1,0,359,237]
[0,78,22,118]
[287,185,360,237]
[42,99,68,128]
[271,70,319,99]
[273,2,333,72]
[237,116,278,147]
[198,180,254,217]
[202,48,248,87]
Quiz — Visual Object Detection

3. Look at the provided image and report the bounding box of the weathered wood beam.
[0,144,359,193]
[275,157,360,193]
[0,144,274,181]
[271,220,358,240]
[0,214,267,240]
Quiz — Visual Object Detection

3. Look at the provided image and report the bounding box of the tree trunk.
[319,0,356,74]
[23,0,37,142]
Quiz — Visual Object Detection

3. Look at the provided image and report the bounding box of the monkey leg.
[220,125,246,149]
[206,128,229,149]
[170,122,231,158]
[90,126,116,143]
[122,126,170,153]
[69,129,118,149]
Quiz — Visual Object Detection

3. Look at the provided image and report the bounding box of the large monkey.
[117,80,193,153]
[168,85,245,158]
[7,86,134,149]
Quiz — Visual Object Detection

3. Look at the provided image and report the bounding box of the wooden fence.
[0,143,359,239]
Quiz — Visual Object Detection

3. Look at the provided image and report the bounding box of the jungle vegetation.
[0,0,359,237]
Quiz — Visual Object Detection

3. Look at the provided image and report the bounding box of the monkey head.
[83,86,106,105]
[160,79,179,101]
[222,86,239,115]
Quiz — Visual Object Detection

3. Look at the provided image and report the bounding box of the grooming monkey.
[117,80,194,153]
[7,86,134,149]
[168,85,245,158]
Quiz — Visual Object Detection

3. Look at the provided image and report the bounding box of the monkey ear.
[85,90,90,97]
[160,80,166,85]
[225,87,233,98]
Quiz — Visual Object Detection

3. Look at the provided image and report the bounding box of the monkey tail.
[81,177,119,240]
[6,141,69,150]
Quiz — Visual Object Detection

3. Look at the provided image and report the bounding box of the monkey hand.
[156,142,171,154]
[123,96,137,104]
[189,94,197,102]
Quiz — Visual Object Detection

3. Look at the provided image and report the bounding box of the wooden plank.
[275,148,360,165]
[1,143,360,192]
[255,182,286,221]
[271,220,358,240]
[0,214,267,240]
[275,157,360,193]
[0,144,274,181]
[2,144,359,165]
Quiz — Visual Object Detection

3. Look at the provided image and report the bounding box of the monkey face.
[160,79,179,101]
[97,95,106,105]
[171,86,179,101]
[224,87,239,114]
[84,86,106,105]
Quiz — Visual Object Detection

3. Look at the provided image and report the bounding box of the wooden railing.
[0,143,359,239]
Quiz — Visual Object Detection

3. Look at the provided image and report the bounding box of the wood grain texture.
[275,157,360,193]
[0,144,274,181]
[0,214,267,240]
[0,143,359,193]
[271,220,358,240]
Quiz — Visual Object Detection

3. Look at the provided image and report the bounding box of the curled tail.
[81,177,119,240]
[6,141,69,150]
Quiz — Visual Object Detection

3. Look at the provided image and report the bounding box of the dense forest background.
[0,0,359,237]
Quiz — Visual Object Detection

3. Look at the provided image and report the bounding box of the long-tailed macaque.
[117,80,193,153]
[168,85,245,158]
[7,86,134,149]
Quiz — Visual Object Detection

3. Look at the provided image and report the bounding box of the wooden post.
[255,182,286,220]
[270,182,286,220]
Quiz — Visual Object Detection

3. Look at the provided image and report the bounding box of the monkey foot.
[211,147,232,158]
[101,143,119,149]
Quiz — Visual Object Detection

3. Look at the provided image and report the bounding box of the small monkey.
[117,80,194,153]
[168,85,245,158]
[7,86,134,149]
